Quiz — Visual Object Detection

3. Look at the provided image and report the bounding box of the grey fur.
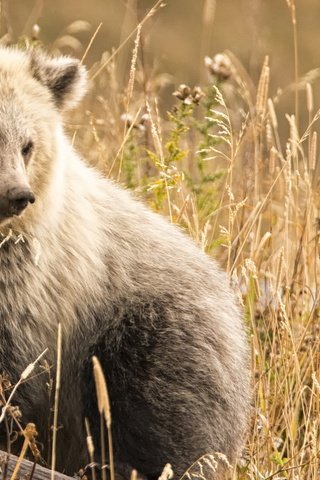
[30,49,87,109]
[0,47,250,480]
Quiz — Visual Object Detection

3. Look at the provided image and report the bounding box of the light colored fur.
[0,47,250,479]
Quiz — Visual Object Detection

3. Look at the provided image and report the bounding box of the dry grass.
[72,4,320,477]
[0,1,320,479]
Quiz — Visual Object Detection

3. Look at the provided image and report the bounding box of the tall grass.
[72,6,320,477]
[0,1,319,478]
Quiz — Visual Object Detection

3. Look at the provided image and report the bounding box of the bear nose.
[7,188,35,214]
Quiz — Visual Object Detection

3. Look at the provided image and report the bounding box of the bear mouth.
[0,210,25,224]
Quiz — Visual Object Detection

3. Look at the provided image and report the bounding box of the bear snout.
[5,187,35,215]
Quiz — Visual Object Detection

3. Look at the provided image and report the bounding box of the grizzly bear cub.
[0,47,250,479]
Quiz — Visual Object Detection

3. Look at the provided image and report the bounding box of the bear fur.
[0,47,250,479]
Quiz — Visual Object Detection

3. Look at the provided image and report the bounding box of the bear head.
[0,47,87,228]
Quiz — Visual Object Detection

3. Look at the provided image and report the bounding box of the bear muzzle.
[0,187,35,219]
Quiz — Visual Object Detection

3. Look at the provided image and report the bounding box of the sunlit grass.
[0,1,319,478]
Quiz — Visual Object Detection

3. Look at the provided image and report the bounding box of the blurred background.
[4,0,320,119]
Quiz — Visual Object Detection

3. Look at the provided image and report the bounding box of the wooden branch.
[0,449,75,480]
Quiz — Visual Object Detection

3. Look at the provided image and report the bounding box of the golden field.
[1,1,320,478]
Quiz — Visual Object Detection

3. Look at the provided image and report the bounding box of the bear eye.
[21,141,34,157]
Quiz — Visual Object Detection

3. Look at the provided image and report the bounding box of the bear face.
[0,48,87,229]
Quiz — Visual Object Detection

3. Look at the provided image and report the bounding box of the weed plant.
[0,1,319,478]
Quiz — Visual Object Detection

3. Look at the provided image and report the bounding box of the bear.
[0,46,250,480]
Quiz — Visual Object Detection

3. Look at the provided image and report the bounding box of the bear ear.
[30,50,87,110]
